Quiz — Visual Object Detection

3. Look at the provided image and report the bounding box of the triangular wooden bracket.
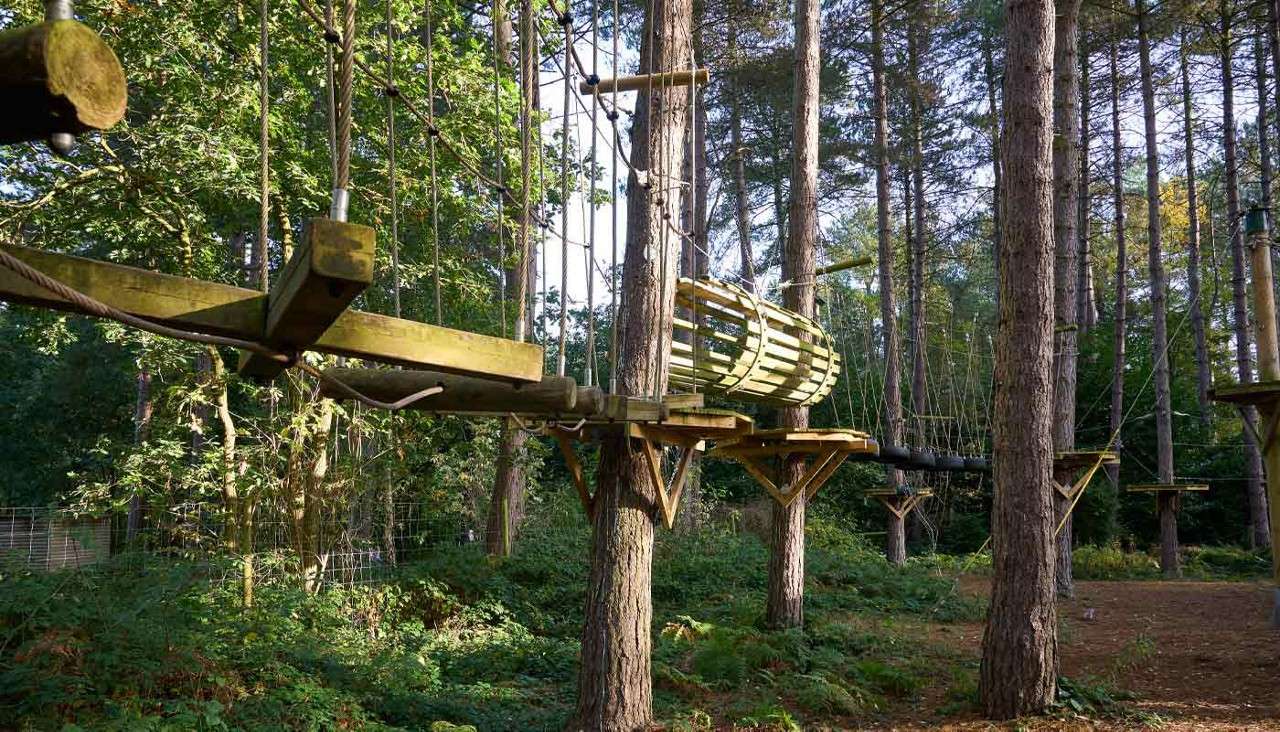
[875,491,927,520]
[634,424,697,530]
[737,447,849,508]
[553,432,596,520]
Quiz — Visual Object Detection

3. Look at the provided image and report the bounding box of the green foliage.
[1072,543,1270,581]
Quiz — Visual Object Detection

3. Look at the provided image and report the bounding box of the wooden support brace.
[554,433,594,519]
[802,450,850,501]
[739,455,785,505]
[240,219,375,379]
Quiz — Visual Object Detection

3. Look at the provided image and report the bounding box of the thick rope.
[331,0,356,220]
[494,2,507,338]
[556,8,572,378]
[259,0,271,292]
[426,0,442,324]
[385,0,400,316]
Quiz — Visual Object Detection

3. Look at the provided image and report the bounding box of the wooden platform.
[864,486,934,498]
[1055,450,1120,474]
[709,428,878,507]
[865,486,933,519]
[1126,483,1209,493]
[1209,380,1280,406]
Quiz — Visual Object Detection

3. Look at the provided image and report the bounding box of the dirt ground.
[881,578,1280,731]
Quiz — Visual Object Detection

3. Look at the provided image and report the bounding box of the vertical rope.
[583,0,599,387]
[325,0,337,182]
[514,0,534,343]
[494,2,507,337]
[556,8,572,377]
[427,0,442,324]
[385,0,400,316]
[331,0,356,221]
[259,0,271,291]
[608,0,619,393]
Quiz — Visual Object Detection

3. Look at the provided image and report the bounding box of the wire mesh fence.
[0,501,478,591]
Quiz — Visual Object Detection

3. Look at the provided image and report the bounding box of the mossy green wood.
[0,20,127,143]
[0,243,545,383]
[239,218,376,379]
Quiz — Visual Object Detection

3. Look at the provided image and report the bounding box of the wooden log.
[0,243,546,382]
[815,256,875,276]
[578,68,708,95]
[240,218,375,379]
[320,367,578,413]
[0,20,127,143]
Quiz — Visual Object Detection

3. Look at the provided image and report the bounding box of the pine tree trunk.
[728,19,756,292]
[572,0,691,723]
[1077,49,1099,332]
[126,369,152,543]
[1222,11,1272,549]
[766,0,819,630]
[1182,30,1212,424]
[1138,0,1173,489]
[886,505,907,566]
[1107,25,1126,489]
[1159,491,1180,578]
[908,16,928,450]
[984,35,1003,287]
[1052,0,1082,600]
[979,0,1058,715]
[873,0,907,563]
[485,1,535,556]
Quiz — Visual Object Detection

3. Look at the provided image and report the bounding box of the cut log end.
[0,20,128,144]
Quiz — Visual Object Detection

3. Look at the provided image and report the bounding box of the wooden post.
[1245,207,1280,624]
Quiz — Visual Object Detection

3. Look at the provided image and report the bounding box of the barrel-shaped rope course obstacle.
[671,277,841,408]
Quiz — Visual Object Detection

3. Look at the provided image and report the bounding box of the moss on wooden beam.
[0,243,545,383]
[0,20,127,143]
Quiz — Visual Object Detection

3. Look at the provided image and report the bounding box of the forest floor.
[873,577,1280,731]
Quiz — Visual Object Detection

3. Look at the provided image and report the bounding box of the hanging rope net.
[670,277,841,408]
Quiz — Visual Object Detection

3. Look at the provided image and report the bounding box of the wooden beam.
[0,243,545,383]
[320,368,581,414]
[814,256,874,276]
[579,68,708,95]
[0,20,127,144]
[240,219,375,379]
[555,434,593,518]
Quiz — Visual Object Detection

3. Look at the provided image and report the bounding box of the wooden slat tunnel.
[671,277,841,408]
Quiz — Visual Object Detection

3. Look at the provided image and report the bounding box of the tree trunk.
[766,0,820,630]
[1182,29,1212,424]
[908,14,928,453]
[485,0,534,557]
[984,34,1004,296]
[1077,48,1099,332]
[1222,9,1272,549]
[572,0,691,723]
[1159,491,1181,578]
[1138,0,1173,487]
[886,507,907,566]
[126,369,152,543]
[728,18,757,292]
[1258,33,1273,222]
[1052,0,1082,600]
[979,0,1058,716]
[1107,23,1126,489]
[873,0,907,564]
[210,347,252,607]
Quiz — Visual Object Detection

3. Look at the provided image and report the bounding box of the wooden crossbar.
[578,69,708,95]
[0,242,544,383]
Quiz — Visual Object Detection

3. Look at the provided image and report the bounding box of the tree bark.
[1182,29,1212,425]
[1077,47,1099,332]
[1051,0,1082,600]
[1138,0,1174,488]
[873,0,907,564]
[126,369,152,543]
[979,0,1058,716]
[1159,491,1181,578]
[1222,8,1272,549]
[908,15,928,451]
[766,0,820,630]
[571,0,691,723]
[485,0,535,557]
[984,34,1004,295]
[1107,21,1126,489]
[728,17,757,292]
